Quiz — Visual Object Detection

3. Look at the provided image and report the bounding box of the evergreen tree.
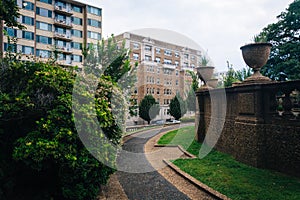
[138,95,160,124]
[169,95,187,120]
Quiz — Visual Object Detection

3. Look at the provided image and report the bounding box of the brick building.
[115,32,202,124]
[1,0,102,68]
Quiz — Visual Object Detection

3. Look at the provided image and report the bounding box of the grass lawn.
[158,126,300,200]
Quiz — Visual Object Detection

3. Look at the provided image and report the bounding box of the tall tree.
[185,89,196,112]
[0,0,25,56]
[169,95,187,120]
[260,0,300,80]
[138,95,160,124]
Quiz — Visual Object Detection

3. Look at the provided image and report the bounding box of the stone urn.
[196,66,215,89]
[207,78,218,88]
[240,42,272,83]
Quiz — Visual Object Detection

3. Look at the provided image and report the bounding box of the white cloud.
[80,0,294,71]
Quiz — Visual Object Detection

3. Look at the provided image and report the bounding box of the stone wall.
[195,80,300,177]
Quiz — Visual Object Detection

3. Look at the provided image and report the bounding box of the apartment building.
[115,32,202,124]
[2,0,102,67]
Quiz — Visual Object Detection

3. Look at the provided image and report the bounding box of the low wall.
[195,80,300,177]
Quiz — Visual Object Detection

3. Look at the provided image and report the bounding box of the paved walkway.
[117,125,190,200]
[100,124,218,200]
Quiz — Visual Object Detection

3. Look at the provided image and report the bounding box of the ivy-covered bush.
[0,57,122,199]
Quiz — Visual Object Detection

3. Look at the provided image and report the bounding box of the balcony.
[141,60,156,66]
[54,18,73,29]
[54,5,73,16]
[163,63,176,70]
[56,46,73,54]
[57,60,73,67]
[54,32,72,42]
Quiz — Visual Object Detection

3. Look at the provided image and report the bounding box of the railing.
[195,80,300,177]
[54,5,73,15]
[54,18,73,28]
[54,32,72,41]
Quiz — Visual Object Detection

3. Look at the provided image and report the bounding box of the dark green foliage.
[223,66,252,87]
[169,95,187,120]
[187,70,199,92]
[138,95,160,124]
[0,0,24,29]
[186,89,196,112]
[260,0,300,80]
[0,56,121,199]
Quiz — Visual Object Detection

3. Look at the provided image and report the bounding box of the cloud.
[81,0,294,71]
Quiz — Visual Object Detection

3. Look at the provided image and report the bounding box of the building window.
[175,61,179,67]
[36,21,52,31]
[88,19,101,28]
[72,29,82,38]
[175,52,180,58]
[157,78,160,84]
[133,53,139,61]
[71,42,82,50]
[88,6,101,16]
[176,70,179,76]
[55,40,66,48]
[164,49,172,56]
[36,35,52,44]
[157,68,160,74]
[164,59,172,65]
[191,64,195,68]
[4,43,17,52]
[72,5,82,13]
[57,53,66,60]
[36,7,52,18]
[133,43,139,49]
[22,46,34,55]
[191,55,195,60]
[71,17,82,25]
[145,55,151,61]
[156,48,160,54]
[184,54,189,59]
[22,31,34,40]
[155,57,161,63]
[176,80,179,85]
[72,55,82,62]
[22,1,34,10]
[36,49,51,58]
[88,31,101,40]
[22,16,34,26]
[55,14,66,21]
[39,0,52,4]
[157,88,160,95]
[145,45,152,51]
[4,27,16,37]
[55,27,66,35]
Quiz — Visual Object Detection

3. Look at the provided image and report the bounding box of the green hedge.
[0,58,122,199]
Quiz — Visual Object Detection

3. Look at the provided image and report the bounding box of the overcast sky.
[81,0,294,72]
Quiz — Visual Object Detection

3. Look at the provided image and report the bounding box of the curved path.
[116,124,190,200]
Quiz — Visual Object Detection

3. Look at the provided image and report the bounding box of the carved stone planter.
[196,66,215,90]
[240,43,272,84]
[207,78,218,88]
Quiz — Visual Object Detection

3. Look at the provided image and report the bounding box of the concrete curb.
[163,159,231,200]
[154,144,197,159]
[152,128,231,200]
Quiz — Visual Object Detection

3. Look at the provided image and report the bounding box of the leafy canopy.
[138,95,160,124]
[260,0,300,80]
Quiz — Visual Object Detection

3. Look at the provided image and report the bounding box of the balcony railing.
[54,32,72,41]
[54,5,73,15]
[56,46,73,54]
[54,18,73,29]
[163,63,176,69]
